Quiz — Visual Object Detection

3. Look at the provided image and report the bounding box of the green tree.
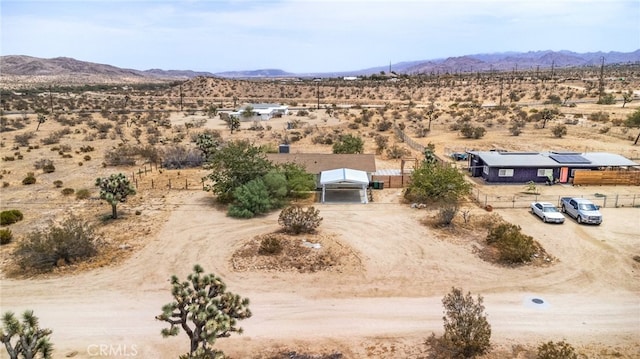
[278,163,316,198]
[404,162,472,204]
[1,310,53,359]
[241,105,254,119]
[332,134,364,154]
[195,133,220,160]
[278,206,322,234]
[206,104,218,118]
[203,140,273,203]
[156,265,251,358]
[538,108,556,129]
[228,178,272,218]
[423,142,437,164]
[95,173,136,219]
[624,108,640,145]
[440,287,491,358]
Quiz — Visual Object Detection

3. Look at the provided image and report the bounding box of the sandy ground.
[1,95,639,358]
[1,186,639,358]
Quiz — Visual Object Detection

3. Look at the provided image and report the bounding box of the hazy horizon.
[2,0,639,73]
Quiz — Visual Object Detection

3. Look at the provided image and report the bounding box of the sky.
[1,0,639,73]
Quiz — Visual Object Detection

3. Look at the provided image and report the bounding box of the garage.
[319,168,370,204]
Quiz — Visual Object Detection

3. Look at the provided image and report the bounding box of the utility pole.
[598,56,605,102]
[498,78,503,107]
[179,84,184,112]
[48,85,53,114]
[316,81,320,110]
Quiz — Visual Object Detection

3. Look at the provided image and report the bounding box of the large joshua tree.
[156,265,251,358]
[95,173,136,219]
[1,310,53,359]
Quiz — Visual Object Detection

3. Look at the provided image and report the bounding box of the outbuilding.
[319,168,370,204]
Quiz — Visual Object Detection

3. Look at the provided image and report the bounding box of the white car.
[530,202,565,224]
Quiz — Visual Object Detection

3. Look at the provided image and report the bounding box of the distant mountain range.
[1,50,639,81]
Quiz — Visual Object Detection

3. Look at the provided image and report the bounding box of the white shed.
[319,168,370,204]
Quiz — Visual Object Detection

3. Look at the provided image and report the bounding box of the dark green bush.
[258,236,283,255]
[61,188,75,196]
[0,228,13,245]
[53,180,63,188]
[487,223,536,263]
[22,172,36,185]
[1,210,24,225]
[14,215,99,272]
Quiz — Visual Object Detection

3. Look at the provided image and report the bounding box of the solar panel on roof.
[549,154,591,164]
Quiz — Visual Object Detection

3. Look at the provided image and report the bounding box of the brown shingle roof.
[266,153,376,173]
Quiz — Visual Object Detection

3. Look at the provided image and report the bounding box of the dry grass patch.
[231,232,361,273]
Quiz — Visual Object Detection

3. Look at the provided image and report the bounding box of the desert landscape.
[1,62,640,358]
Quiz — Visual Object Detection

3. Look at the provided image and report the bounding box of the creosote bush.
[14,215,100,272]
[487,223,536,263]
[61,188,75,196]
[258,235,283,255]
[278,206,322,234]
[0,228,13,245]
[22,172,36,185]
[75,188,91,199]
[0,210,24,226]
[536,340,578,359]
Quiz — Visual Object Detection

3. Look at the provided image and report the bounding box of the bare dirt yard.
[1,76,639,358]
[1,186,639,358]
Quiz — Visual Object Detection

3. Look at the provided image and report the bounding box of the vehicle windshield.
[579,204,597,211]
[543,206,559,212]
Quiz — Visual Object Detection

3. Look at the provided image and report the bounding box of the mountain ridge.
[1,50,639,81]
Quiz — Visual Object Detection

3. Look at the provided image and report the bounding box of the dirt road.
[1,190,639,358]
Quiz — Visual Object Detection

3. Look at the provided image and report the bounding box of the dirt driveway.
[1,189,639,358]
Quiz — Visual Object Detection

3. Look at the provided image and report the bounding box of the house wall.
[485,167,561,183]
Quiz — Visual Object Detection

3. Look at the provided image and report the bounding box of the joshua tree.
[95,173,136,219]
[1,310,53,359]
[625,108,640,145]
[156,265,251,358]
[35,114,46,131]
[621,90,633,108]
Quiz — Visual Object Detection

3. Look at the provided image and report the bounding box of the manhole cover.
[531,298,544,304]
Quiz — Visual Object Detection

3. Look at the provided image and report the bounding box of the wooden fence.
[371,174,410,188]
[573,170,640,186]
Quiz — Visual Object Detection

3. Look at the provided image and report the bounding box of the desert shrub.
[258,235,283,255]
[83,155,91,161]
[14,215,99,272]
[536,340,578,359]
[34,159,56,173]
[487,223,536,263]
[437,204,458,226]
[2,182,9,188]
[0,210,24,225]
[376,119,393,132]
[597,93,616,105]
[53,180,63,188]
[3,156,15,161]
[79,145,95,152]
[386,144,410,159]
[460,123,486,139]
[0,228,13,245]
[61,188,75,196]
[22,172,36,185]
[75,188,91,199]
[588,111,610,122]
[426,287,492,359]
[103,144,139,166]
[551,124,567,138]
[161,144,203,169]
[14,132,35,147]
[278,206,322,234]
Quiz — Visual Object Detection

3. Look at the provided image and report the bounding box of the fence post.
[512,195,515,208]
[134,178,138,189]
[484,194,487,207]
[615,194,619,208]
[603,196,607,208]
[185,178,188,189]
[151,179,154,189]
[168,179,171,189]
[633,194,636,207]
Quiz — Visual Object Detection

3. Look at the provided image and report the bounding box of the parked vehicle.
[560,197,603,225]
[530,202,565,223]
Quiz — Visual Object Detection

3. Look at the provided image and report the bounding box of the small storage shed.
[319,168,370,204]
